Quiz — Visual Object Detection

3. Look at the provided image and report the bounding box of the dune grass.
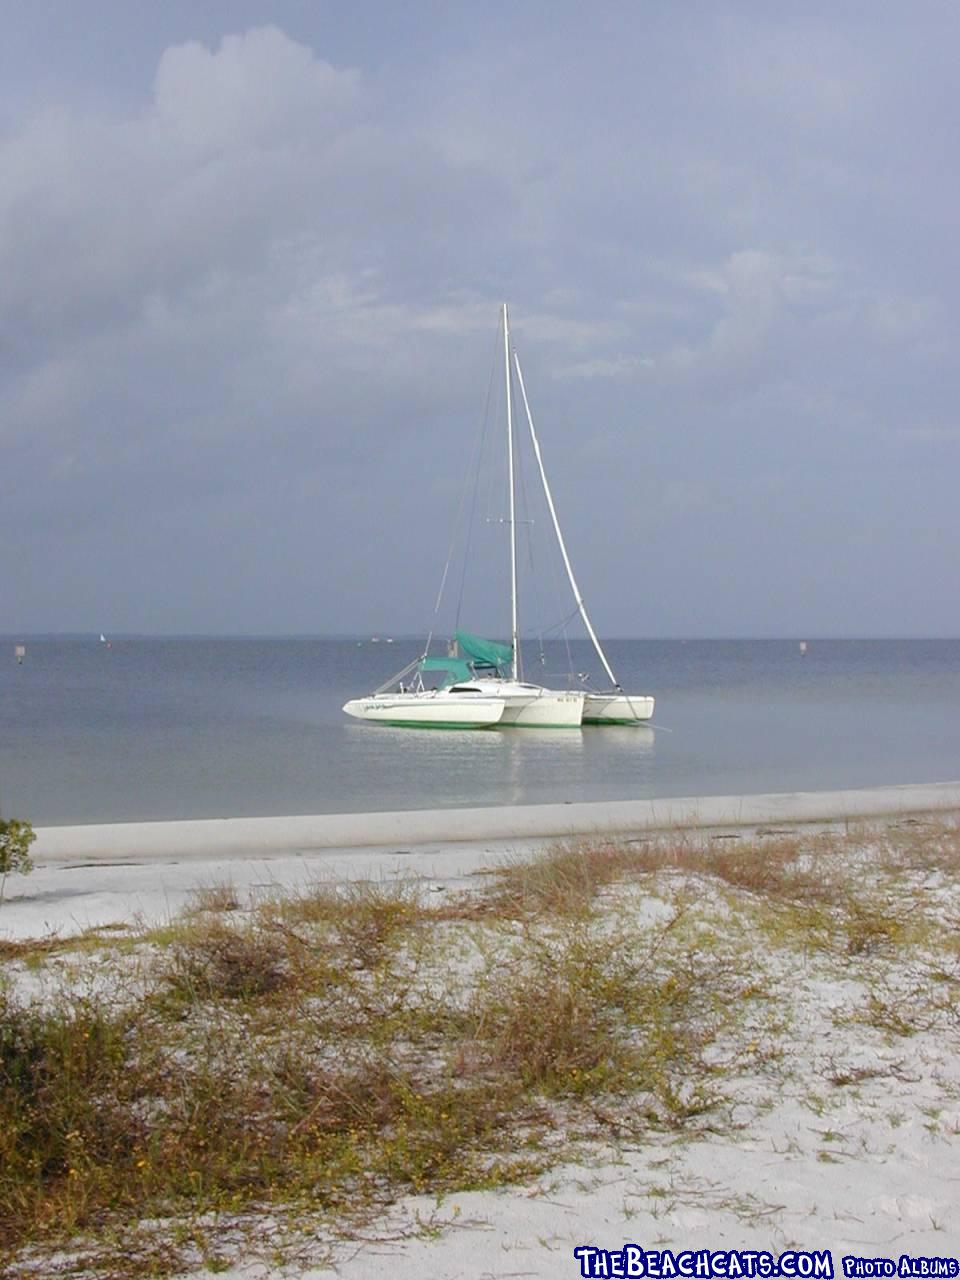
[1,814,959,1277]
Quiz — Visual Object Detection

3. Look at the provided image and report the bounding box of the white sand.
[31,780,960,863]
[6,781,958,942]
[5,782,960,1277]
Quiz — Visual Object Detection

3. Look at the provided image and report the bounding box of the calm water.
[0,636,958,825]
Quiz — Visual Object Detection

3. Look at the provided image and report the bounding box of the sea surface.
[0,636,958,826]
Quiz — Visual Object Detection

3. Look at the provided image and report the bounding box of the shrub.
[0,819,36,903]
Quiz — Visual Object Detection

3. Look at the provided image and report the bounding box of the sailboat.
[343,305,653,728]
[343,640,583,728]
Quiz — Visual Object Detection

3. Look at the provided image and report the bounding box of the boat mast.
[513,349,621,691]
[503,303,519,681]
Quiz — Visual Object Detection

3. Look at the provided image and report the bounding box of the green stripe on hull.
[582,717,644,725]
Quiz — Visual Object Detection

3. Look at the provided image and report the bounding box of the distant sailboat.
[799,641,808,657]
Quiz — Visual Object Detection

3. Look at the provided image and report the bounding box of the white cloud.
[658,250,805,377]
[0,26,516,466]
[153,27,360,149]
[649,249,937,387]
[0,29,368,354]
[1,11,959,634]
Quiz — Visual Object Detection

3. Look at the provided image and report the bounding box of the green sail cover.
[455,630,512,669]
[419,656,475,684]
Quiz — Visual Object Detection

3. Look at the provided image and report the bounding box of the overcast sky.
[1,1,958,638]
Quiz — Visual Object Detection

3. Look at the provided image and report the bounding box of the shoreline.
[4,781,956,942]
[31,779,960,862]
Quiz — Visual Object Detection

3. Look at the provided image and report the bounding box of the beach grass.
[1,815,959,1277]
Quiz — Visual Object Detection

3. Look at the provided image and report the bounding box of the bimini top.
[419,631,513,687]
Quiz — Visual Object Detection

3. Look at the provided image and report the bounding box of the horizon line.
[3,632,959,644]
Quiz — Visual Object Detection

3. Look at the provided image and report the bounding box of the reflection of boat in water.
[584,723,656,751]
[344,304,653,729]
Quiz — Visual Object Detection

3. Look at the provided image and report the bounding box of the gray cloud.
[1,7,958,637]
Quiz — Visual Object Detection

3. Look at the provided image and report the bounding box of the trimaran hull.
[344,690,654,728]
[581,693,655,725]
[473,682,585,728]
[499,692,584,728]
[342,688,587,729]
[342,695,505,728]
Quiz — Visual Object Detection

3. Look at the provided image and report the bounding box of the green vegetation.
[1,815,959,1277]
[0,817,36,904]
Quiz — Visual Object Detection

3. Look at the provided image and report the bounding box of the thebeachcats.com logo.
[571,1248,960,1279]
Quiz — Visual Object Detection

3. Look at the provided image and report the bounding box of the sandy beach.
[4,782,960,1278]
[13,780,960,941]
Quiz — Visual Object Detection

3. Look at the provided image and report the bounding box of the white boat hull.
[342,693,505,728]
[581,693,655,725]
[500,689,585,728]
[450,680,585,728]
